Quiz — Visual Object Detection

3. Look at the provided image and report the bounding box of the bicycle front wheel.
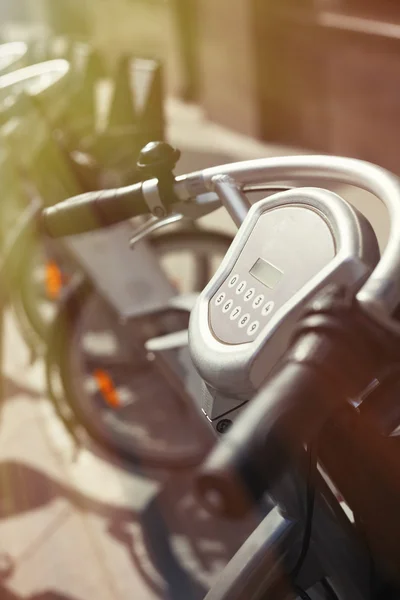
[48,228,232,468]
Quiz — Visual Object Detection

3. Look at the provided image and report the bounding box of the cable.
[289,444,318,600]
[290,443,318,581]
[291,448,341,600]
[321,578,340,600]
[353,512,377,599]
[294,585,312,600]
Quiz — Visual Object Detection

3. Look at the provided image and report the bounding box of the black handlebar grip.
[41,183,147,237]
[196,362,341,519]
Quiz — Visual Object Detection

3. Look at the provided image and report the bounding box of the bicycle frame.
[64,224,177,319]
[41,152,400,597]
[204,469,371,600]
[177,156,400,598]
[2,181,224,439]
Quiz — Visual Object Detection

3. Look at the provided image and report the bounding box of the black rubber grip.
[196,362,340,519]
[41,182,147,237]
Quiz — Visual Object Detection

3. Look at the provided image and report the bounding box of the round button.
[216,419,233,434]
[247,321,260,336]
[253,294,264,309]
[236,280,247,295]
[244,288,255,302]
[238,313,250,328]
[228,274,239,288]
[215,292,226,307]
[223,299,233,313]
[262,301,275,316]
[230,306,242,321]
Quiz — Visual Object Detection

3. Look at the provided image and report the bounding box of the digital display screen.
[249,258,283,290]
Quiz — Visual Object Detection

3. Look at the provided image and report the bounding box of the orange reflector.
[45,260,63,300]
[93,369,121,408]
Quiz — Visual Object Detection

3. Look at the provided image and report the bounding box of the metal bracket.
[142,178,167,218]
[145,329,189,353]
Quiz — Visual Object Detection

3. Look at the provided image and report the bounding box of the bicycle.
[0,61,232,466]
[43,144,231,467]
[43,150,400,598]
[0,52,164,348]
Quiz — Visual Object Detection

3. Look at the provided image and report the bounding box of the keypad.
[244,288,255,302]
[247,321,260,336]
[238,313,250,328]
[215,292,225,306]
[212,275,276,340]
[230,306,242,321]
[253,294,264,309]
[262,301,274,316]
[228,274,239,288]
[223,299,233,313]
[236,280,247,295]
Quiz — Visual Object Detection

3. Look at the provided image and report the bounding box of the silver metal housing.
[189,188,379,401]
[175,155,400,331]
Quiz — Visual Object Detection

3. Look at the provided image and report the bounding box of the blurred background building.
[1,0,400,170]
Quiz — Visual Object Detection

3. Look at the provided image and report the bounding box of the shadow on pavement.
[0,586,82,600]
[0,460,261,599]
[2,376,42,404]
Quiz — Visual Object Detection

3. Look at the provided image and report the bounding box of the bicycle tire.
[12,234,79,346]
[13,220,209,347]
[1,206,49,355]
[46,228,232,468]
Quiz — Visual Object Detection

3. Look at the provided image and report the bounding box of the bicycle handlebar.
[42,154,400,327]
[176,155,400,325]
[41,183,147,237]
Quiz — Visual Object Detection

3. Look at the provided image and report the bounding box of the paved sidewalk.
[1,308,263,600]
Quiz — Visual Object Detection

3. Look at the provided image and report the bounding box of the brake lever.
[172,193,222,219]
[129,185,293,248]
[129,213,189,248]
[129,191,223,248]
